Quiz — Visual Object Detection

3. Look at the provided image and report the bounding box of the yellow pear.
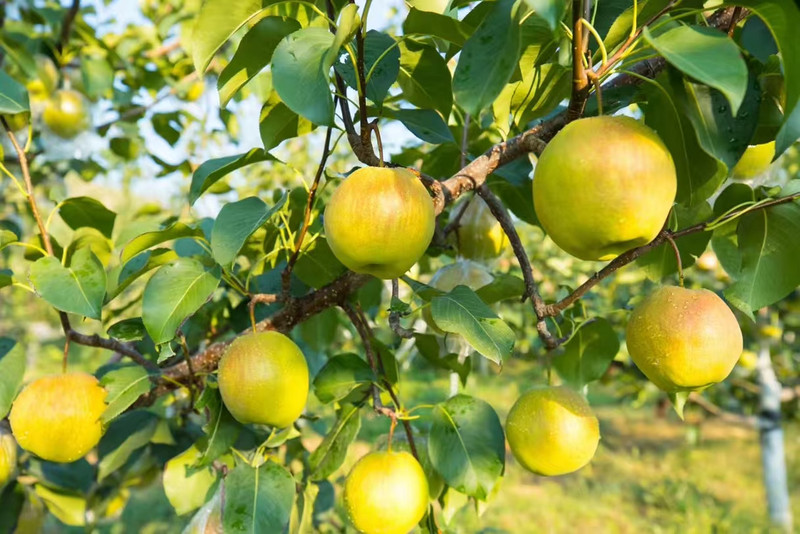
[506,386,599,476]
[533,116,677,261]
[9,372,107,463]
[626,286,743,392]
[0,429,16,487]
[731,142,775,180]
[217,331,309,427]
[43,89,90,139]
[324,167,435,279]
[454,197,507,260]
[344,450,429,534]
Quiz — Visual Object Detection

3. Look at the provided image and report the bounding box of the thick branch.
[567,0,590,121]
[142,272,371,401]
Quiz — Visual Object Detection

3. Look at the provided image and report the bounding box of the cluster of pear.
[2,55,90,139]
[502,116,744,477]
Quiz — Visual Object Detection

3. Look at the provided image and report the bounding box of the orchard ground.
[26,354,795,534]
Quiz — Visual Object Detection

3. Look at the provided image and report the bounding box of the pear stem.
[62,338,70,374]
[664,232,684,287]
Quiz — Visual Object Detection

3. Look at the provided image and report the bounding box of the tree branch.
[56,0,80,55]
[282,126,334,295]
[389,279,414,339]
[544,192,800,318]
[476,184,558,348]
[4,117,154,371]
[567,0,590,121]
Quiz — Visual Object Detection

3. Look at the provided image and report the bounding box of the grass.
[40,360,798,533]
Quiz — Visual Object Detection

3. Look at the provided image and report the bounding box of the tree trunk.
[757,338,793,532]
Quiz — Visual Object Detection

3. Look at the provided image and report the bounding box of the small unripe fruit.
[506,386,600,476]
[324,167,435,279]
[533,116,677,261]
[43,89,90,139]
[626,286,743,392]
[217,331,309,427]
[344,450,429,534]
[454,197,507,260]
[9,372,107,463]
[0,429,17,487]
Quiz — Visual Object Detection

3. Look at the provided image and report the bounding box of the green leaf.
[0,484,25,531]
[669,391,690,420]
[0,229,17,251]
[217,16,301,107]
[191,0,274,73]
[522,0,566,31]
[398,40,453,117]
[489,158,538,226]
[196,388,241,467]
[272,28,337,126]
[403,8,470,46]
[643,68,726,206]
[313,353,374,404]
[30,248,106,320]
[223,460,295,533]
[142,258,221,345]
[113,249,179,298]
[415,333,471,386]
[58,197,117,238]
[308,404,361,481]
[97,411,159,481]
[637,203,714,280]
[260,88,315,151]
[431,285,515,365]
[389,108,454,144]
[99,366,154,424]
[678,75,760,171]
[554,318,620,387]
[121,223,203,264]
[80,55,114,100]
[475,274,525,304]
[190,149,276,205]
[34,485,86,527]
[292,238,347,289]
[725,202,800,313]
[453,0,521,116]
[643,25,748,114]
[723,0,800,156]
[0,70,29,115]
[211,194,287,267]
[336,30,400,105]
[0,338,25,419]
[428,394,505,500]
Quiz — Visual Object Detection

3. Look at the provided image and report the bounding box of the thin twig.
[664,231,683,287]
[727,7,742,36]
[283,126,334,295]
[567,0,590,120]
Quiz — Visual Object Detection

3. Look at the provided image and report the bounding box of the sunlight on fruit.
[344,450,429,534]
[9,372,107,463]
[506,386,600,476]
